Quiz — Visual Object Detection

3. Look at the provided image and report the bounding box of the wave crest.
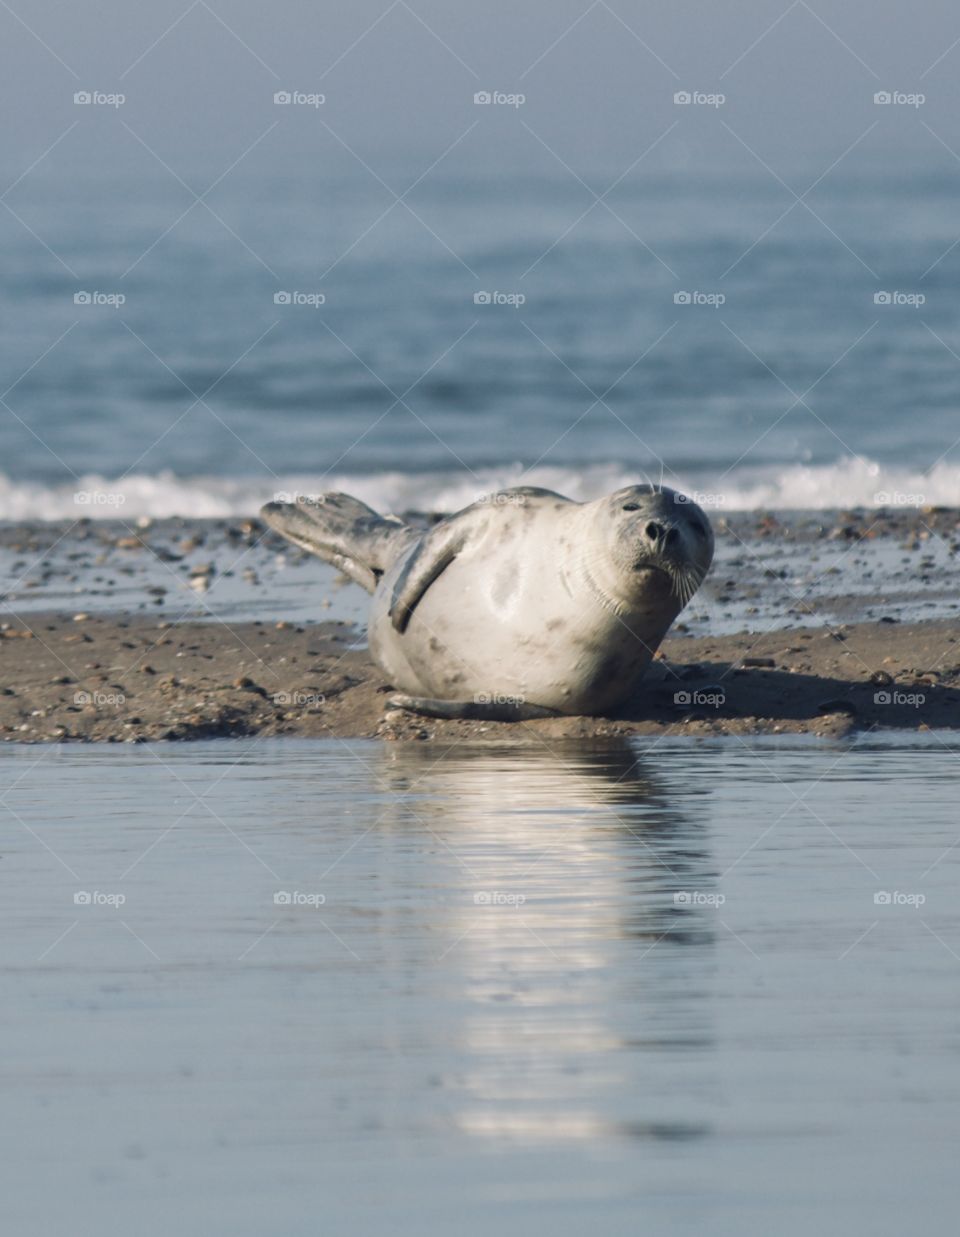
[1,459,954,520]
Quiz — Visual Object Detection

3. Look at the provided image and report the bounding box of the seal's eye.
[691,520,707,536]
[622,503,640,512]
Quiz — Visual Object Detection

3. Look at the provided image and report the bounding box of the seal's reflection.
[380,741,718,1144]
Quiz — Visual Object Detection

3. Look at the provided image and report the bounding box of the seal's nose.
[644,521,678,548]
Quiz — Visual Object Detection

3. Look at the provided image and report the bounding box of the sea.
[1,166,958,518]
[3,736,959,1236]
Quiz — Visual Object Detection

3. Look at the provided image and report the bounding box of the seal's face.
[596,484,714,609]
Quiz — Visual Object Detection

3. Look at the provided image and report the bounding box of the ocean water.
[2,168,960,517]
[3,735,960,1235]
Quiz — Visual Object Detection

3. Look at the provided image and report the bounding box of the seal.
[260,485,714,720]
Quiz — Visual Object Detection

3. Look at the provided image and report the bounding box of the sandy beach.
[1,503,957,743]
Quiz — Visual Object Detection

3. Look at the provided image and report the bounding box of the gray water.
[3,735,959,1234]
[4,168,960,506]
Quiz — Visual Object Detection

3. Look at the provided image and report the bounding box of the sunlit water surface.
[1,735,959,1235]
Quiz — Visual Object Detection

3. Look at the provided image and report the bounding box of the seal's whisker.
[669,563,705,607]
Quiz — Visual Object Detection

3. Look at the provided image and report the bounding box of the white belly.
[367,529,674,713]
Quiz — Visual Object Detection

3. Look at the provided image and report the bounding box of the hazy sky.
[4,0,960,184]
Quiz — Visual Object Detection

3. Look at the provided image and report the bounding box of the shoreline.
[0,505,959,637]
[0,507,956,744]
[0,610,955,744]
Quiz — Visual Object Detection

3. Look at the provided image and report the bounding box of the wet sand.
[0,610,956,743]
[1,504,959,635]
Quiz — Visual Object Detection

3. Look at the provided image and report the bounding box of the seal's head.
[586,484,714,610]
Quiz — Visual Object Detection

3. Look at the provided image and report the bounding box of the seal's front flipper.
[388,518,474,632]
[387,694,561,722]
[260,492,413,594]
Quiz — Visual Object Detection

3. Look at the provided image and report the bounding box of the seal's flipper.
[387,694,561,722]
[387,492,570,633]
[260,493,414,594]
[388,519,475,632]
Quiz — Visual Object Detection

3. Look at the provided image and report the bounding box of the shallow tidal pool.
[1,734,958,1235]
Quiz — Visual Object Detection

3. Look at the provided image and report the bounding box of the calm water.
[3,735,959,1234]
[3,170,960,514]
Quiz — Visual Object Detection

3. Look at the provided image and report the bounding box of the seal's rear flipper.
[387,694,561,722]
[260,493,414,594]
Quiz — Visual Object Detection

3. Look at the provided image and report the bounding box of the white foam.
[0,458,955,521]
